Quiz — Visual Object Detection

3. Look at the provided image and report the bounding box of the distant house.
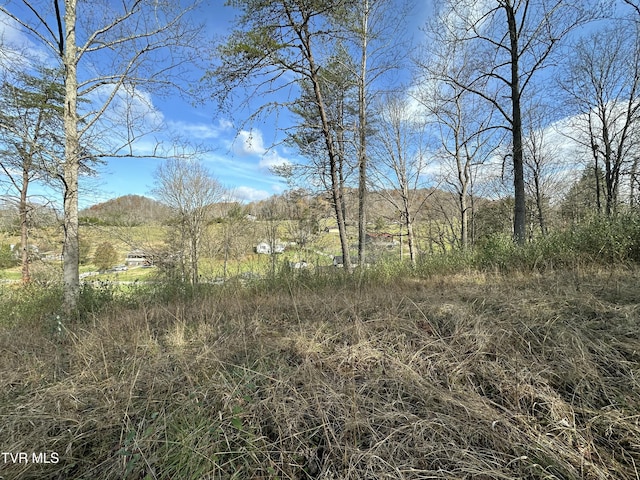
[125,249,151,267]
[255,241,285,255]
[256,242,271,254]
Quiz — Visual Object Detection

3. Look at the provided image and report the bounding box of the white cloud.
[114,85,165,128]
[0,12,51,71]
[259,150,290,170]
[217,118,234,130]
[232,129,267,156]
[168,118,233,140]
[231,186,271,202]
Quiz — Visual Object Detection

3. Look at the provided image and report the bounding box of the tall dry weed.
[0,268,639,479]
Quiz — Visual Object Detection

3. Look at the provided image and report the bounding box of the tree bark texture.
[62,0,80,312]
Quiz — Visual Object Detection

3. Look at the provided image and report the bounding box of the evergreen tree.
[0,67,64,283]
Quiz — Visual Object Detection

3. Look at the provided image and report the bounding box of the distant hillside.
[80,195,170,226]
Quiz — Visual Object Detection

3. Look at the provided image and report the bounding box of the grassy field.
[1,220,349,283]
[1,266,639,479]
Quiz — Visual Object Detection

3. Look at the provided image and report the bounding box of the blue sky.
[6,0,604,210]
[91,2,293,206]
[0,1,298,206]
[87,1,433,207]
[106,0,429,207]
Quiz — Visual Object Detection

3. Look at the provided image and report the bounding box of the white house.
[256,242,271,254]
[255,241,286,255]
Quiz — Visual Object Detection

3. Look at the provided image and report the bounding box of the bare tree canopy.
[152,157,224,285]
[370,93,430,266]
[425,0,595,244]
[560,24,640,215]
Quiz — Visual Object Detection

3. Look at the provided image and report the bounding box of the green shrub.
[476,233,518,271]
[0,243,18,268]
[417,249,476,276]
[93,242,118,271]
[0,283,63,328]
[528,213,640,267]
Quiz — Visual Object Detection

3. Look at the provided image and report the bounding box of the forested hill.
[79,195,170,226]
[77,188,502,231]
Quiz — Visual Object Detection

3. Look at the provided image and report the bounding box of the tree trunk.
[457,149,470,250]
[631,156,639,207]
[406,216,416,268]
[331,159,351,272]
[62,0,80,313]
[603,123,615,216]
[180,217,187,282]
[335,107,348,234]
[460,190,468,250]
[357,0,369,268]
[400,183,416,268]
[223,225,229,280]
[595,156,602,215]
[506,3,526,245]
[20,168,30,283]
[191,232,198,284]
[303,25,351,272]
[533,171,547,236]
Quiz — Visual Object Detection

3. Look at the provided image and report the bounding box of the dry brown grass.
[1,268,639,479]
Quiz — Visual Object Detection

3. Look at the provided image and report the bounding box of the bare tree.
[355,0,371,268]
[281,188,318,250]
[416,34,499,249]
[371,93,431,267]
[518,97,570,236]
[259,196,285,278]
[523,123,551,236]
[0,0,203,311]
[152,158,224,285]
[560,25,640,215]
[333,0,409,266]
[216,201,251,280]
[428,0,593,244]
